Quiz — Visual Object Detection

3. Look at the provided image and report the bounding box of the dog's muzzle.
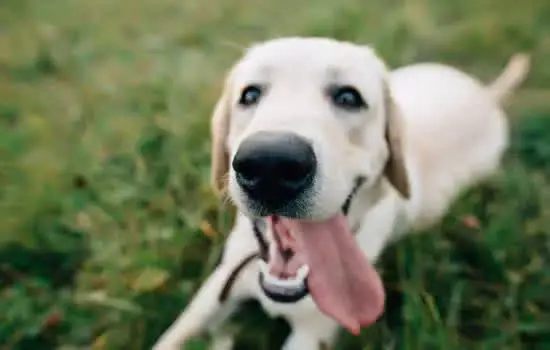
[252,176,366,304]
[232,131,317,210]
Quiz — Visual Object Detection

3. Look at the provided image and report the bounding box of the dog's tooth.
[259,261,309,292]
[274,276,301,288]
[262,268,293,288]
[264,272,302,289]
[260,262,281,286]
[296,264,310,280]
[258,260,270,276]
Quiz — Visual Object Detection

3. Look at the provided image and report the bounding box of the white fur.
[153,37,530,350]
[227,39,391,220]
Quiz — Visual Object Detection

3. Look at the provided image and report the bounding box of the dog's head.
[209,37,411,333]
[211,37,409,217]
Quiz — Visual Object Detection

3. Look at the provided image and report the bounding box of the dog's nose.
[232,131,317,204]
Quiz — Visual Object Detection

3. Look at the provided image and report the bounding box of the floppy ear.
[210,77,233,195]
[383,83,411,198]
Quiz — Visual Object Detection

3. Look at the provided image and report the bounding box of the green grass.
[1,0,550,349]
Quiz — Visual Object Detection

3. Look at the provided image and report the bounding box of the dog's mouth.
[257,177,385,335]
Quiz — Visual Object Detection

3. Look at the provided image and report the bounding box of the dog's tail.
[488,53,531,102]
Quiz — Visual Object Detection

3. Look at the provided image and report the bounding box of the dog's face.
[211,37,409,220]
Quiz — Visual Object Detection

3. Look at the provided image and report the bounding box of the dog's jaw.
[255,176,367,305]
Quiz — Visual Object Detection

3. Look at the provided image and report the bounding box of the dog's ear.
[383,83,411,198]
[210,75,233,195]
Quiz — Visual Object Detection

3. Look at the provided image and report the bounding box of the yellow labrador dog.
[154,37,530,350]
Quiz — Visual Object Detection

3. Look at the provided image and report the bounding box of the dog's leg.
[152,262,249,349]
[209,332,235,350]
[153,217,262,350]
[282,317,339,350]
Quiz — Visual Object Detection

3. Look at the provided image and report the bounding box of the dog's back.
[389,55,530,230]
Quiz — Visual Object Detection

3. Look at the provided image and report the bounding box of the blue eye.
[331,85,367,110]
[239,85,263,106]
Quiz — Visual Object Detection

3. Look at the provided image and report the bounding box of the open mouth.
[256,177,385,335]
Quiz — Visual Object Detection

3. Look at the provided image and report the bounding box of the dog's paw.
[209,333,235,350]
[151,340,181,350]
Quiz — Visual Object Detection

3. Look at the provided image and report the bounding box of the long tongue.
[281,214,385,334]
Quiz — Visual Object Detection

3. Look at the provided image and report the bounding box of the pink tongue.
[281,214,385,334]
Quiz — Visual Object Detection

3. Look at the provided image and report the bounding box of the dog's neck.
[346,177,388,231]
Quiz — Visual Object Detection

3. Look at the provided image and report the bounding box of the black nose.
[232,131,317,206]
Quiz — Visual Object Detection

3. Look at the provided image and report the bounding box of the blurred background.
[1,0,550,349]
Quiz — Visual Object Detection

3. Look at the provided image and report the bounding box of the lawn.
[1,0,550,349]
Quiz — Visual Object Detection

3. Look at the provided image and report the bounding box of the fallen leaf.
[200,220,217,239]
[131,267,170,293]
[92,332,107,350]
[461,215,481,230]
[42,311,62,329]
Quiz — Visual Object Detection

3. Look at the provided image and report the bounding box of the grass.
[1,0,550,349]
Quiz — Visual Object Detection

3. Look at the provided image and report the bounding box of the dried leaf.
[200,220,217,239]
[92,332,108,350]
[131,267,170,293]
[461,214,481,230]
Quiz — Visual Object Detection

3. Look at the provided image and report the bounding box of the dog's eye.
[330,86,367,110]
[239,85,263,107]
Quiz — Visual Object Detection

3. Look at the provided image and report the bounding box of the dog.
[153,37,530,350]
